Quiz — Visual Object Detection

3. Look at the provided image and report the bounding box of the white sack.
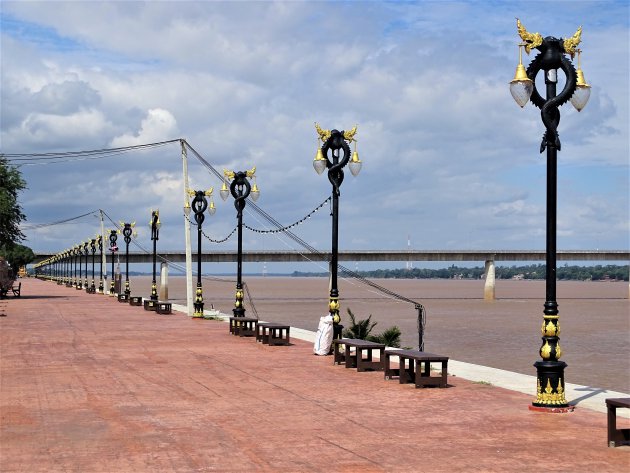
[313,314,334,356]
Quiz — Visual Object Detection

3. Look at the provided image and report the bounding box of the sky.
[1,0,628,274]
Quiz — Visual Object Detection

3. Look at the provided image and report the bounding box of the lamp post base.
[533,360,569,408]
[232,307,245,318]
[529,404,575,413]
[193,302,204,318]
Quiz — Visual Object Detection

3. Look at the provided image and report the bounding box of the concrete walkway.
[1,279,628,472]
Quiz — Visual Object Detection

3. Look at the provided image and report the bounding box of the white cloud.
[110,108,179,147]
[1,1,628,256]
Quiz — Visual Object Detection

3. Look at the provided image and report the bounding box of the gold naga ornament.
[315,123,358,143]
[516,18,582,57]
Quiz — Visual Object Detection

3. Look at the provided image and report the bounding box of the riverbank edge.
[171,303,630,416]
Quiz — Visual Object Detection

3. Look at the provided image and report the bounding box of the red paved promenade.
[1,279,628,472]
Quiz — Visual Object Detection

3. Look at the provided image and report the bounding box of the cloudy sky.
[1,0,628,273]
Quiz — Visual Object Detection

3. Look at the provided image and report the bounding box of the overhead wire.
[3,139,180,165]
[21,209,101,230]
[182,139,426,346]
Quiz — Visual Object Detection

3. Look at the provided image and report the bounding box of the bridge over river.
[33,249,628,302]
[32,249,630,265]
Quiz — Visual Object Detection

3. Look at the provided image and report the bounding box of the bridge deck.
[32,249,630,264]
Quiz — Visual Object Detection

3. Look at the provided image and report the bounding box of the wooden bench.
[144,299,158,311]
[606,398,630,447]
[333,339,386,372]
[229,316,257,337]
[11,282,21,297]
[156,302,172,315]
[256,322,291,346]
[384,349,449,388]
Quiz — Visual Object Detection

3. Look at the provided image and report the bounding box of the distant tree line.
[292,264,629,281]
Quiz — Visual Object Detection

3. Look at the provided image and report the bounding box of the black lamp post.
[118,222,136,302]
[144,209,161,311]
[88,238,96,293]
[74,245,80,289]
[220,168,259,318]
[83,240,89,291]
[109,229,118,296]
[510,19,590,410]
[188,189,216,318]
[97,235,104,294]
[65,249,72,287]
[313,124,362,338]
[68,247,77,287]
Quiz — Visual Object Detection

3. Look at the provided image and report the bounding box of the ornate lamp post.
[313,123,361,338]
[187,189,216,318]
[73,245,81,289]
[97,235,104,294]
[144,209,162,311]
[510,19,590,410]
[63,250,72,287]
[70,249,75,286]
[109,229,118,296]
[83,240,89,291]
[118,222,136,302]
[57,253,61,284]
[220,167,259,318]
[88,238,96,293]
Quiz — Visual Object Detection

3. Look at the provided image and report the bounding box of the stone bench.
[143,299,158,311]
[333,339,386,372]
[229,317,257,337]
[384,349,449,388]
[606,398,630,447]
[256,322,291,346]
[156,302,172,315]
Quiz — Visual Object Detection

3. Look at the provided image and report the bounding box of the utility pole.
[181,140,194,316]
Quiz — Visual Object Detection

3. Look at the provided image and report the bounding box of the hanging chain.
[184,214,237,243]
[244,196,331,234]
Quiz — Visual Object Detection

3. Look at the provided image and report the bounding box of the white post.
[484,259,496,301]
[100,209,107,290]
[181,140,194,316]
[160,262,168,301]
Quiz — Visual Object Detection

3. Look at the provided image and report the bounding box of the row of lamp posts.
[35,237,104,293]
[185,166,260,319]
[34,18,590,411]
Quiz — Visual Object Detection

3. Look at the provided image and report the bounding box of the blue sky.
[1,0,628,273]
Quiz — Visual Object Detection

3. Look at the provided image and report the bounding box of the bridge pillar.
[484,259,496,301]
[159,262,168,301]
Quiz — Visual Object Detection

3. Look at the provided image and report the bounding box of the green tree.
[0,244,35,278]
[0,156,27,247]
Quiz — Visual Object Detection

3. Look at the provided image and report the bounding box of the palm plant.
[373,325,401,348]
[342,307,402,348]
[342,307,377,339]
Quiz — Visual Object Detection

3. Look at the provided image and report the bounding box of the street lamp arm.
[230,172,252,214]
[526,42,577,153]
[322,130,351,196]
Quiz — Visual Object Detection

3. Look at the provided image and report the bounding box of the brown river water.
[126,275,629,393]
